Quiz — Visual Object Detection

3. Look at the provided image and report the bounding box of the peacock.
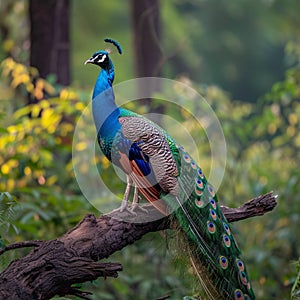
[85,38,256,300]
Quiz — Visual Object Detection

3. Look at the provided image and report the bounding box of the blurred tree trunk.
[130,0,164,114]
[0,2,13,57]
[29,0,70,104]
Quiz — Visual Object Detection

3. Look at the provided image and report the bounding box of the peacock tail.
[174,148,255,300]
[119,114,255,300]
[86,38,256,300]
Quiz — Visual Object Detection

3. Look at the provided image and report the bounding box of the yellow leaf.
[288,113,298,126]
[8,135,15,143]
[13,105,32,119]
[44,81,55,95]
[7,159,18,168]
[34,87,44,100]
[1,164,10,174]
[35,78,44,90]
[60,89,68,100]
[287,126,295,137]
[31,104,41,118]
[34,127,42,135]
[55,137,62,144]
[75,102,85,111]
[12,64,26,78]
[31,154,40,163]
[7,125,18,135]
[21,73,30,84]
[1,58,15,75]
[268,123,277,134]
[17,144,27,153]
[33,170,44,178]
[47,125,56,134]
[7,179,15,191]
[40,99,50,109]
[101,156,110,169]
[47,175,58,186]
[29,66,39,77]
[60,123,74,136]
[41,108,54,128]
[26,83,34,93]
[3,39,14,52]
[295,133,300,147]
[75,142,87,151]
[11,76,24,88]
[24,166,32,176]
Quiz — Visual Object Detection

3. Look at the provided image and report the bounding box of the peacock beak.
[84,57,94,65]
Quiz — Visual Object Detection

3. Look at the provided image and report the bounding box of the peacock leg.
[110,175,133,214]
[112,176,146,214]
[118,175,133,212]
[131,185,139,210]
[131,185,148,213]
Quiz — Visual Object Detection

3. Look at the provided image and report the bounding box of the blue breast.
[92,64,149,171]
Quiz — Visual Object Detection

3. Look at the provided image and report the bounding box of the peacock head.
[85,50,111,69]
[85,38,122,70]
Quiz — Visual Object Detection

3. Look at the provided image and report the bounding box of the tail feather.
[168,148,255,300]
[189,249,221,300]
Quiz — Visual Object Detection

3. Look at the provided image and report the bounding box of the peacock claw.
[111,202,137,216]
[122,206,138,216]
[110,175,137,215]
[111,176,148,215]
[130,202,149,214]
[130,189,149,213]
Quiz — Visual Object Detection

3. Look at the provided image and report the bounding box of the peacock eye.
[97,54,107,63]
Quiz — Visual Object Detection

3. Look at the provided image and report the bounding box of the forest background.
[0,1,300,299]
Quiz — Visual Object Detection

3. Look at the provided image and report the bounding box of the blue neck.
[92,64,121,141]
[92,65,115,99]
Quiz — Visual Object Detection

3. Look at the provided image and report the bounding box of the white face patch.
[97,54,107,63]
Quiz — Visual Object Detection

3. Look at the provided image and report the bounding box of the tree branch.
[0,192,277,299]
[220,191,277,222]
[0,240,42,256]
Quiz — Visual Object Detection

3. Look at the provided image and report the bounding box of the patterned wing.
[118,115,179,214]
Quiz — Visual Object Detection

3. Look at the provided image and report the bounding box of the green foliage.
[0,191,20,272]
[71,0,132,87]
[146,46,300,299]
[0,0,29,63]
[291,259,300,300]
[71,0,300,101]
[161,0,300,101]
[0,59,96,241]
[198,57,300,299]
[0,192,19,244]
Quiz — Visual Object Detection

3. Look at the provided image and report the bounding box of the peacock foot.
[130,200,149,214]
[111,197,137,216]
[111,176,149,215]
